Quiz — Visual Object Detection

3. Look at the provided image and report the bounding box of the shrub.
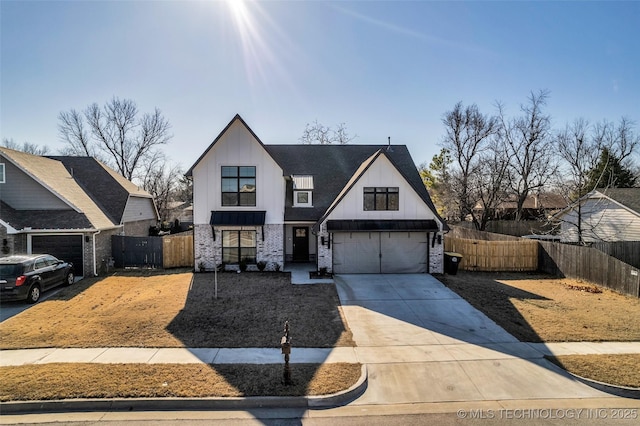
[257,261,267,271]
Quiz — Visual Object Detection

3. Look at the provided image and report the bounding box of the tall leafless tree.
[441,102,499,224]
[498,90,557,221]
[555,118,639,243]
[58,97,172,181]
[139,151,183,223]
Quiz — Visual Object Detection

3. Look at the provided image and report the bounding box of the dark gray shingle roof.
[264,144,444,227]
[598,188,640,214]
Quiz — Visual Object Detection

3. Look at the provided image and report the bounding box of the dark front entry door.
[292,227,309,262]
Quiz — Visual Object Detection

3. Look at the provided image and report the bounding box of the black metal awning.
[326,219,439,232]
[210,211,266,240]
[210,211,266,226]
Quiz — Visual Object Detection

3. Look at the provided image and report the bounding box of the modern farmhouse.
[186,114,448,274]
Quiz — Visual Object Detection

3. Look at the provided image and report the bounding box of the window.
[222,230,257,264]
[0,163,5,184]
[293,190,312,207]
[364,187,399,211]
[222,166,256,206]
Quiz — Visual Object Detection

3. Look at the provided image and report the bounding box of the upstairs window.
[222,166,256,206]
[364,187,399,211]
[292,175,313,208]
[0,163,5,183]
[294,191,313,207]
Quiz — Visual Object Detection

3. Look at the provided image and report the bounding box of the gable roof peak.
[185,113,275,177]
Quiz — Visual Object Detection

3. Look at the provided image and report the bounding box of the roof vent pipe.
[386,136,393,152]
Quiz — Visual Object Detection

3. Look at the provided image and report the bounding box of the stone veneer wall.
[429,233,444,274]
[194,224,284,272]
[316,222,332,273]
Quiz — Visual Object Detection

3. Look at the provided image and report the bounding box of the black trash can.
[444,252,463,275]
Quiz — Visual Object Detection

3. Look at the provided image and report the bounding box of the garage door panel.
[31,235,83,277]
[381,232,428,273]
[333,233,380,274]
[333,232,429,274]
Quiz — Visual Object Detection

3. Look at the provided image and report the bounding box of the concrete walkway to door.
[334,274,630,405]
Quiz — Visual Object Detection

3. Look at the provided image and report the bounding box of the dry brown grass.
[546,354,640,388]
[439,272,640,343]
[0,362,362,401]
[0,270,354,349]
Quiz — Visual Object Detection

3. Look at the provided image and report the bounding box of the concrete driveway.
[335,274,609,405]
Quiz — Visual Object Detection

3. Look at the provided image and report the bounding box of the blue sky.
[2,0,639,172]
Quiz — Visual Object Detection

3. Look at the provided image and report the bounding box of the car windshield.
[0,264,20,277]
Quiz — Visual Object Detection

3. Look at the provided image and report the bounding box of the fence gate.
[112,235,163,269]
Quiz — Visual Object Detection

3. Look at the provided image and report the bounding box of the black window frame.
[221,166,256,207]
[363,187,399,211]
[222,230,257,264]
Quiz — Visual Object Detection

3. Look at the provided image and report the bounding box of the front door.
[292,227,309,262]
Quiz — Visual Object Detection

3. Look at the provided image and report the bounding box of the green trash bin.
[444,252,463,275]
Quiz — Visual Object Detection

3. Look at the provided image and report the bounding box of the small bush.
[257,261,267,271]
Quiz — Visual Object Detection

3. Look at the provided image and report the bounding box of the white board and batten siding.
[326,155,438,222]
[191,120,285,225]
[560,197,640,242]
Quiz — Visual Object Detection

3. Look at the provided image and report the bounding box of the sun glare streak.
[223,0,298,91]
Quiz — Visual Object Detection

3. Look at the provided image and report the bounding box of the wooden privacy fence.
[162,233,194,268]
[444,237,538,272]
[111,233,193,270]
[539,241,640,298]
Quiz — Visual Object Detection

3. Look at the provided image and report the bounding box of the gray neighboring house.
[555,188,640,243]
[0,148,159,277]
[187,114,448,274]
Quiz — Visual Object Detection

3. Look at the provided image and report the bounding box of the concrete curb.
[0,365,367,414]
[567,372,640,400]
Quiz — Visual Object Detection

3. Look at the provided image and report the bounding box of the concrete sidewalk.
[2,341,640,367]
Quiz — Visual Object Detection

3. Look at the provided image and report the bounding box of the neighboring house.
[473,192,567,221]
[186,114,448,274]
[0,148,159,276]
[555,188,640,243]
[166,201,194,228]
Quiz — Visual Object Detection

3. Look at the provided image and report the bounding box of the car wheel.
[65,272,75,286]
[27,284,41,304]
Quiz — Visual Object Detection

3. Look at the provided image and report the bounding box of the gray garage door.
[32,235,84,277]
[332,232,429,273]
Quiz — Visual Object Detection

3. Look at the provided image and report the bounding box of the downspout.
[92,229,101,276]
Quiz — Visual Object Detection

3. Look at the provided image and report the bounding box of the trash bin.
[444,252,463,275]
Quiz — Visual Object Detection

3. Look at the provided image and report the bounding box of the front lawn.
[438,272,640,343]
[0,270,354,349]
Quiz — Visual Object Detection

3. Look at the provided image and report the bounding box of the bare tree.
[299,120,357,144]
[498,90,557,221]
[554,117,639,243]
[441,102,499,224]
[139,152,183,223]
[2,138,50,155]
[58,97,172,181]
[58,109,94,157]
[470,141,511,230]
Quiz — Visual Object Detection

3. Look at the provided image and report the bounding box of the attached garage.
[31,235,84,277]
[328,220,438,274]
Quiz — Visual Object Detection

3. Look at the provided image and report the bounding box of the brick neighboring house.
[0,148,159,276]
[186,114,448,274]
